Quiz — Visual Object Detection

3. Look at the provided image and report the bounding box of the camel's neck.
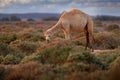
[47,21,61,36]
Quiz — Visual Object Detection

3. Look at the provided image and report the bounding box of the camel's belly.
[70,25,85,32]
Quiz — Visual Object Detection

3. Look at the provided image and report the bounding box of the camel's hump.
[60,9,88,18]
[69,9,88,15]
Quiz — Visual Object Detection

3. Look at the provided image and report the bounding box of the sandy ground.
[92,49,115,54]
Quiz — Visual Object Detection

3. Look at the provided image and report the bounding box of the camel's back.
[60,9,90,26]
[69,9,88,16]
[60,9,89,20]
[60,9,92,32]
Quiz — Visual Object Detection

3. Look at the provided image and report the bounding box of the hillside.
[0,13,60,19]
[1,13,120,21]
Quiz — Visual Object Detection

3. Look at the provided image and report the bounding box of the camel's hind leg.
[84,26,90,50]
[88,25,94,52]
[84,29,94,52]
[89,32,94,52]
[85,20,94,52]
[88,17,94,52]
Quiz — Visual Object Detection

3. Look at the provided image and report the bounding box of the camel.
[44,9,95,52]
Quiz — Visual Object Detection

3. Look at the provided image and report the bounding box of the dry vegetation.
[0,20,120,80]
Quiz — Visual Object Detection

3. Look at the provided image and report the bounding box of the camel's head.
[44,30,51,43]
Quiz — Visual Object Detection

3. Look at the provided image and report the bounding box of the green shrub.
[2,54,21,64]
[0,65,7,80]
[73,40,83,46]
[65,70,107,80]
[67,51,105,69]
[25,46,71,64]
[17,31,45,42]
[0,42,14,56]
[112,29,120,35]
[109,56,120,80]
[94,20,103,27]
[0,65,12,79]
[96,52,120,69]
[95,32,119,49]
[21,41,72,64]
[6,61,52,80]
[37,46,71,64]
[17,41,38,53]
[16,21,29,27]
[0,33,17,44]
[10,41,38,54]
[111,29,120,44]
[54,32,64,38]
[0,56,4,63]
[21,54,41,63]
[56,62,101,74]
[105,24,120,31]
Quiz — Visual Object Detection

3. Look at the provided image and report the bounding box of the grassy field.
[0,20,120,80]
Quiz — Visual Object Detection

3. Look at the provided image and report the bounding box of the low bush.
[10,41,38,54]
[17,41,38,54]
[0,56,4,63]
[111,29,120,44]
[0,65,13,80]
[16,21,29,28]
[0,33,17,44]
[109,56,120,80]
[67,51,105,69]
[0,42,14,56]
[94,32,119,49]
[94,20,103,27]
[20,54,41,63]
[22,46,71,64]
[6,61,52,80]
[21,40,73,64]
[17,32,45,42]
[0,65,8,80]
[39,47,71,64]
[73,40,83,46]
[65,70,107,80]
[2,54,21,64]
[96,52,120,69]
[105,24,120,31]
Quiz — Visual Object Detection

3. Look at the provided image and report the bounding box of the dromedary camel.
[44,9,94,52]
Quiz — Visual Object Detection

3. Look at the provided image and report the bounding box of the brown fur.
[44,9,94,52]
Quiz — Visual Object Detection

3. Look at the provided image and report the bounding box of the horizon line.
[0,12,120,17]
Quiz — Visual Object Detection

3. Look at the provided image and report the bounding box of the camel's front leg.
[62,22,71,40]
[65,33,71,40]
[63,30,71,40]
